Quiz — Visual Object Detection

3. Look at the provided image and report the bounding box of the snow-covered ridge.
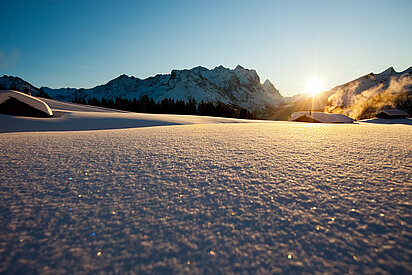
[327,66,412,98]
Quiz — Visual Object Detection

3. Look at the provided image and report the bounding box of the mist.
[325,76,412,120]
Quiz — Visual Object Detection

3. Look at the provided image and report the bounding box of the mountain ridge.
[35,65,283,116]
[326,66,412,97]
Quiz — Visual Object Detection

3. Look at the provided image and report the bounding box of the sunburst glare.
[304,77,324,96]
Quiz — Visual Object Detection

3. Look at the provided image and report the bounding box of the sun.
[304,77,324,96]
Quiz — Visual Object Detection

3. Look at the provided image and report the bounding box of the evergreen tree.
[72,94,259,120]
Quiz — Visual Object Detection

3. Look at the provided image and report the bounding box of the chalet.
[0,90,53,118]
[290,111,354,123]
[376,109,408,119]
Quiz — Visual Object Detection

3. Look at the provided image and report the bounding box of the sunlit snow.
[0,101,411,273]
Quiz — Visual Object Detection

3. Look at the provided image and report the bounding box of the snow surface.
[0,90,53,116]
[360,118,412,125]
[0,100,411,273]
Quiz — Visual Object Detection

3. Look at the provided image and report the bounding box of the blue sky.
[1,0,411,96]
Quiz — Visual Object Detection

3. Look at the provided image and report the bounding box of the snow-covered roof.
[290,111,354,123]
[377,109,408,116]
[0,90,53,116]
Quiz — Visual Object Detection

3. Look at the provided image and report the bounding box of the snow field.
[0,123,411,273]
[0,97,266,133]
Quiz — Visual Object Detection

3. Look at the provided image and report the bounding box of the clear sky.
[1,0,411,96]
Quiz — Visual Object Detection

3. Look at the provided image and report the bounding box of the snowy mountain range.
[1,65,411,119]
[0,65,283,116]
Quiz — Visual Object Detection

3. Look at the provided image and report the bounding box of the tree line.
[73,95,257,119]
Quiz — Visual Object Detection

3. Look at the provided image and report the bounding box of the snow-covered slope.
[328,67,412,98]
[324,66,412,119]
[39,65,283,115]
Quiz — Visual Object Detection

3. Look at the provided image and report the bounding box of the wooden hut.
[290,111,354,123]
[0,90,53,118]
[376,109,408,119]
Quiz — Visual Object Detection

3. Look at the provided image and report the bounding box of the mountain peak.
[262,79,282,98]
[213,65,227,71]
[191,66,208,71]
[380,67,395,75]
[111,74,131,82]
[235,65,245,71]
[263,79,271,85]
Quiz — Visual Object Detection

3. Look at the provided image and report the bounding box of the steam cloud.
[325,76,412,120]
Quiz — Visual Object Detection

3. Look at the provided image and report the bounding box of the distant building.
[290,111,354,123]
[0,90,53,118]
[376,109,408,119]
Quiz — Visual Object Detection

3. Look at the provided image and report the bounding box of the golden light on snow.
[304,77,324,96]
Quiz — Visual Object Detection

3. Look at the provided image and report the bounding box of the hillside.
[324,66,412,119]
